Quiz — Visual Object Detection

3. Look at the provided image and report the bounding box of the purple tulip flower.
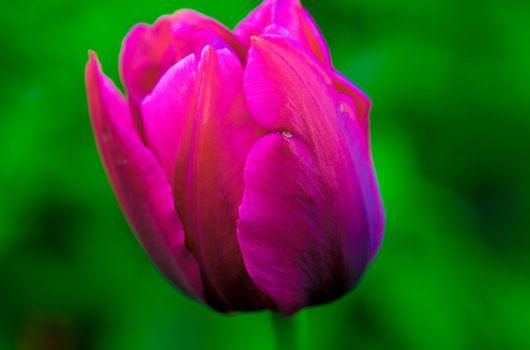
[85,0,384,316]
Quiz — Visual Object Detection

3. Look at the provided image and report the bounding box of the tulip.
[85,0,384,316]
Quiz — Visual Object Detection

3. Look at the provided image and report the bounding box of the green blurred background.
[1,0,529,349]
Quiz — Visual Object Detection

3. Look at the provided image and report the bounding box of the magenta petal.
[119,18,175,110]
[267,0,332,65]
[141,45,269,310]
[119,11,245,137]
[244,35,338,149]
[141,53,199,182]
[334,73,372,138]
[85,52,204,300]
[120,11,244,104]
[237,134,351,316]
[235,0,331,66]
[244,35,381,302]
[167,10,246,62]
[243,36,346,198]
[297,7,332,67]
[234,0,272,48]
[338,98,385,261]
[180,46,270,310]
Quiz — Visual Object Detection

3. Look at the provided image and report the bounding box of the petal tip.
[86,51,100,76]
[199,44,219,67]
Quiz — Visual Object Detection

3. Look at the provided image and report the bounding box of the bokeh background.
[1,0,529,349]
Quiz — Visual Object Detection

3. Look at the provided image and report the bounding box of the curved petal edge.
[85,52,205,301]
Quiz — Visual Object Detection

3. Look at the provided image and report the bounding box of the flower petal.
[120,10,244,100]
[237,1,370,127]
[334,73,372,138]
[235,0,331,66]
[243,35,381,308]
[142,46,270,311]
[338,97,385,261]
[237,134,353,316]
[85,52,204,301]
[120,10,244,136]
[296,6,332,67]
[267,0,332,66]
[119,18,176,137]
[243,35,339,158]
[141,53,199,182]
[183,46,271,311]
[234,0,273,48]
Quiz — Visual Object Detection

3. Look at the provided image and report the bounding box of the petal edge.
[86,52,205,301]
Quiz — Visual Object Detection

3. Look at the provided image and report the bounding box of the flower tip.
[85,52,106,96]
[86,51,101,75]
[249,35,266,48]
[87,50,97,63]
[172,8,200,18]
[200,44,218,64]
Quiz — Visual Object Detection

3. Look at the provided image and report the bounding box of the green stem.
[271,312,297,350]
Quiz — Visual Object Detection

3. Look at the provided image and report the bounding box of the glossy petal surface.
[142,46,270,311]
[142,53,199,182]
[86,53,204,300]
[120,10,243,100]
[120,10,244,135]
[242,35,381,310]
[237,134,350,315]
[236,0,370,129]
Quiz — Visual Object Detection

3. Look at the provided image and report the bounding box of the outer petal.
[119,17,176,137]
[267,0,332,66]
[120,10,244,135]
[237,134,351,316]
[235,0,331,66]
[242,35,382,310]
[236,0,370,130]
[85,52,204,301]
[142,46,271,311]
[335,73,372,139]
[338,97,385,262]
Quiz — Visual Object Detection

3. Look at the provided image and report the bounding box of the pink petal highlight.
[244,35,339,161]
[85,52,204,301]
[141,53,199,182]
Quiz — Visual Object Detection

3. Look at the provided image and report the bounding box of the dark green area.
[1,0,529,349]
